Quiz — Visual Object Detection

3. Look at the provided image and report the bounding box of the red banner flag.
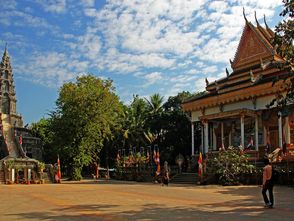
[19,134,22,145]
[198,152,203,177]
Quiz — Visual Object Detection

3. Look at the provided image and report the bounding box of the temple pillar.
[278,111,283,148]
[204,121,209,154]
[221,122,224,148]
[263,126,267,145]
[285,116,290,144]
[191,122,194,155]
[255,115,259,151]
[213,124,217,150]
[209,123,213,151]
[241,115,245,148]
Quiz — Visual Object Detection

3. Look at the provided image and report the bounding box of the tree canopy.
[51,75,123,180]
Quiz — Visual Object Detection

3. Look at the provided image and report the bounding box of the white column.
[263,126,267,145]
[255,115,259,151]
[204,121,209,153]
[285,116,290,144]
[213,124,217,150]
[241,115,245,148]
[221,122,224,148]
[191,122,195,155]
[278,111,283,148]
[210,124,213,150]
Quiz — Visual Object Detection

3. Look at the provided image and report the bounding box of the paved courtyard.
[0,180,293,221]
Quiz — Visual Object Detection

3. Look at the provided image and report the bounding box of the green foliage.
[5,160,14,169]
[269,0,294,108]
[30,117,57,163]
[207,147,256,185]
[274,0,294,64]
[37,161,45,171]
[52,75,123,180]
[122,95,149,148]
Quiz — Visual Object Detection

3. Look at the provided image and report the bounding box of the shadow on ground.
[6,197,294,221]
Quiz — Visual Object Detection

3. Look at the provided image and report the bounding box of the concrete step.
[170,173,198,184]
[0,170,5,184]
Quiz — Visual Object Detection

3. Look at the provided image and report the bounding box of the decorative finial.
[229,59,233,66]
[260,57,271,70]
[243,7,248,23]
[226,68,229,77]
[205,78,209,86]
[254,11,260,26]
[263,14,269,29]
[250,69,254,82]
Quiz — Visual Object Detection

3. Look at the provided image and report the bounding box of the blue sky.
[0,0,283,124]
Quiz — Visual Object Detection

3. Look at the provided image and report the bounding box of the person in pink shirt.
[262,158,274,208]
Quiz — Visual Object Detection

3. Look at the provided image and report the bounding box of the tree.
[122,95,149,149]
[30,117,56,163]
[207,147,256,185]
[145,93,164,115]
[274,0,294,64]
[269,0,294,108]
[159,91,193,161]
[53,75,123,180]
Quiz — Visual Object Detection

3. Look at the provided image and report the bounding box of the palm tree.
[123,95,149,149]
[145,93,164,115]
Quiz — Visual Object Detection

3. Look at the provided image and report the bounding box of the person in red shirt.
[262,158,274,208]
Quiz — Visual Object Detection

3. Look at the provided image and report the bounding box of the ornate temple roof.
[182,12,292,112]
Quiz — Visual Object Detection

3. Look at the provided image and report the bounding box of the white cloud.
[202,66,218,75]
[77,31,102,60]
[15,52,87,87]
[36,0,66,13]
[5,0,282,102]
[143,72,163,85]
[81,0,95,7]
[209,1,229,13]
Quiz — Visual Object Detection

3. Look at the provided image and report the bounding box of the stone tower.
[0,45,23,127]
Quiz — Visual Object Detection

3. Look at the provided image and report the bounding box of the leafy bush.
[207,147,256,185]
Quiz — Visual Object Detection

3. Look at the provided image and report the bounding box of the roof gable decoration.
[231,10,275,70]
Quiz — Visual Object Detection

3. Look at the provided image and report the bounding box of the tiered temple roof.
[182,13,291,112]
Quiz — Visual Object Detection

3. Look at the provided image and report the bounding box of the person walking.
[162,161,170,186]
[262,158,274,208]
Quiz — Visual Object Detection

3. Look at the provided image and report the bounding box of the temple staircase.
[170,172,198,185]
[0,169,4,184]
[1,114,25,158]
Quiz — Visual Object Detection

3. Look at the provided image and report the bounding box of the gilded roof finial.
[263,14,269,29]
[226,68,229,77]
[243,7,248,23]
[254,11,260,26]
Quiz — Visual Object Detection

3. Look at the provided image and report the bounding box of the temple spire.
[3,43,9,58]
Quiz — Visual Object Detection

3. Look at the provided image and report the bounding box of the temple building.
[182,13,294,162]
[0,46,43,184]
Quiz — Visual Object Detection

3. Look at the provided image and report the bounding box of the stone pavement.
[0,180,293,221]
